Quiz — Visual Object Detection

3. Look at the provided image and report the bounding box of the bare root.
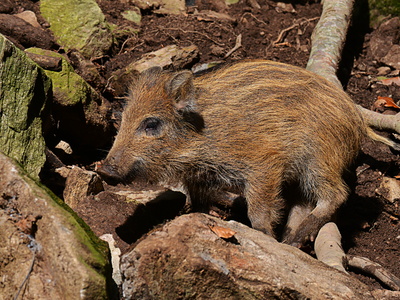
[346,255,400,291]
[315,223,400,291]
[306,0,400,145]
[314,222,347,273]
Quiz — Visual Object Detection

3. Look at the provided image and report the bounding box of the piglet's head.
[97,66,202,185]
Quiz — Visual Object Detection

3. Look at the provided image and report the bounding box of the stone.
[376,176,400,203]
[155,0,186,15]
[72,186,186,252]
[126,44,199,73]
[15,10,41,28]
[368,17,400,63]
[112,44,199,95]
[377,66,392,76]
[122,8,142,25]
[26,48,112,151]
[40,0,113,58]
[121,213,375,299]
[100,234,122,286]
[276,2,296,13]
[382,44,400,70]
[55,140,73,155]
[63,166,104,209]
[0,153,113,299]
[132,0,185,14]
[0,34,51,178]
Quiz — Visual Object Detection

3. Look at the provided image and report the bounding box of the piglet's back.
[192,60,364,167]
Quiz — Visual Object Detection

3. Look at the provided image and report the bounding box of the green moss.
[26,48,99,107]
[40,0,114,58]
[0,35,50,178]
[122,9,142,25]
[369,0,400,16]
[11,158,112,299]
[369,0,400,27]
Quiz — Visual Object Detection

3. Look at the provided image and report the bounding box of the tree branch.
[306,0,354,87]
[306,0,400,142]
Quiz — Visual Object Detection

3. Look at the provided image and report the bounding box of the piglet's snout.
[97,153,125,185]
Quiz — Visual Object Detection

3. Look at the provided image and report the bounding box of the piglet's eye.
[140,117,162,136]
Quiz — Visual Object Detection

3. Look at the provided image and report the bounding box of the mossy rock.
[122,8,142,25]
[26,48,98,107]
[369,0,400,26]
[40,0,114,58]
[0,34,50,179]
[0,153,114,299]
[26,48,112,150]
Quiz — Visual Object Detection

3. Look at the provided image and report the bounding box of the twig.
[13,249,36,300]
[273,42,291,48]
[239,12,268,26]
[315,223,400,291]
[273,17,319,46]
[103,75,116,93]
[118,37,137,55]
[157,27,225,47]
[346,255,400,291]
[224,34,242,59]
[25,52,62,71]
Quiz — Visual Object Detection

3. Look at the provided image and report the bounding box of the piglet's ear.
[166,70,195,111]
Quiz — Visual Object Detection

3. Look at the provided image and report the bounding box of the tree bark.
[306,0,400,138]
[306,0,353,87]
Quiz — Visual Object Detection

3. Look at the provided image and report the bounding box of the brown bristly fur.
[98,60,365,246]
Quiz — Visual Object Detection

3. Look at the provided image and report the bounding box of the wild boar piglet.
[98,60,365,247]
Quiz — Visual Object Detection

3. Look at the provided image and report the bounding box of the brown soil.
[5,0,399,293]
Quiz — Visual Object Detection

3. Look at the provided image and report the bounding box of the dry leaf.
[371,96,400,112]
[378,96,400,109]
[209,224,236,239]
[379,77,400,86]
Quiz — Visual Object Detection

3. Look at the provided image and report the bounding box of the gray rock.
[368,17,400,70]
[0,152,113,299]
[121,213,375,300]
[112,44,199,95]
